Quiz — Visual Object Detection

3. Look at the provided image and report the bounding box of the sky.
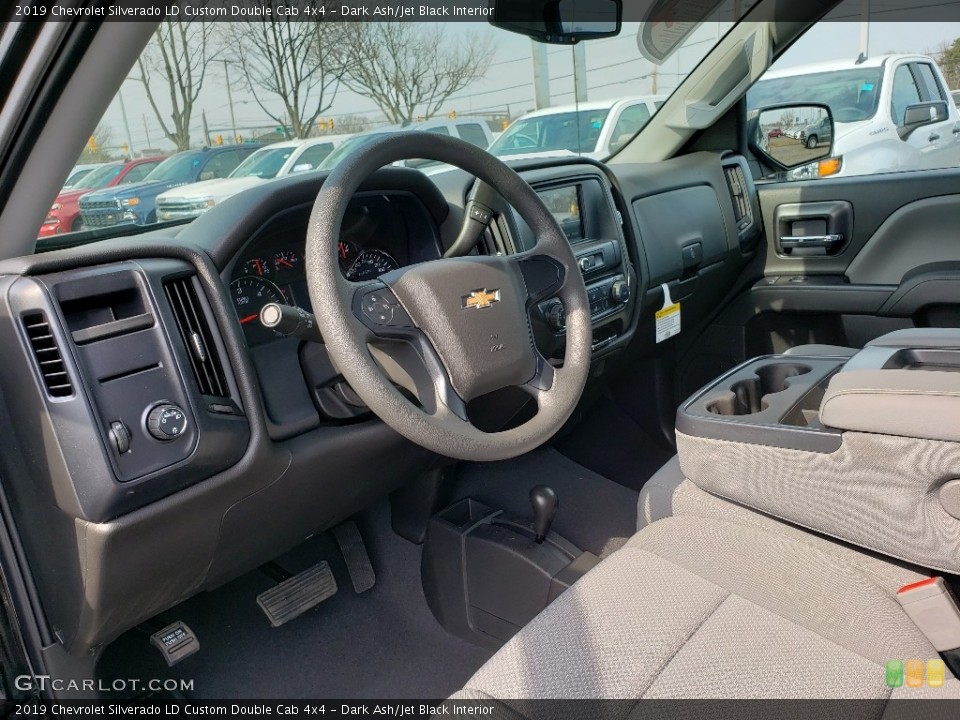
[97,13,960,155]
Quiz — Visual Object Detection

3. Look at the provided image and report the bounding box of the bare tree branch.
[336,24,495,124]
[226,1,345,139]
[133,20,219,151]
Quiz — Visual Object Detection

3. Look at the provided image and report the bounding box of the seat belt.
[897,577,960,679]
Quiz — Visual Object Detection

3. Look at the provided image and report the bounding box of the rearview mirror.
[899,101,949,139]
[749,103,834,169]
[490,0,621,44]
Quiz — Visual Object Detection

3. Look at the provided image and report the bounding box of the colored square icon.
[927,659,946,688]
[905,659,924,688]
[886,659,904,687]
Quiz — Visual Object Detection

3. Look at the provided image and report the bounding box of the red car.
[767,128,784,138]
[38,156,165,237]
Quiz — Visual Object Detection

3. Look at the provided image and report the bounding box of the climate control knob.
[146,403,188,441]
[610,280,630,304]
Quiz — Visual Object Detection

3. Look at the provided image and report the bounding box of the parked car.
[156,137,349,222]
[61,163,104,189]
[749,54,960,178]
[488,95,667,160]
[798,116,833,148]
[318,118,495,172]
[767,127,784,138]
[78,145,260,228]
[38,156,164,237]
[952,89,960,107]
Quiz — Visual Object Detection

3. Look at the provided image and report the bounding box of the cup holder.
[707,363,811,416]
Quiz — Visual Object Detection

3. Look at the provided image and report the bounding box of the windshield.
[230,147,295,179]
[490,109,612,157]
[37,18,743,244]
[143,153,199,183]
[749,68,885,123]
[72,164,124,190]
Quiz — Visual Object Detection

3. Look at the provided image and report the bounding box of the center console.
[675,329,960,574]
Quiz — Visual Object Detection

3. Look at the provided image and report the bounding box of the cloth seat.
[451,458,960,703]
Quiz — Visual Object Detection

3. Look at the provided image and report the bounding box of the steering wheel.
[304,133,591,462]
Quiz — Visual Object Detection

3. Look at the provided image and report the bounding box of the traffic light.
[87,136,97,152]
[502,119,510,130]
[215,135,223,146]
[121,142,129,154]
[236,135,243,144]
[327,118,334,130]
[448,110,456,120]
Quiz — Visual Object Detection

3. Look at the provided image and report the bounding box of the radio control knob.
[610,280,630,304]
[545,303,565,331]
[146,404,188,441]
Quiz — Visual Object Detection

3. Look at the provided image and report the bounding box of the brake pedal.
[257,561,337,627]
[149,621,199,667]
[333,520,376,593]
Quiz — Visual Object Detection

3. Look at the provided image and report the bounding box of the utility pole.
[117,88,136,157]
[202,110,211,146]
[141,114,153,150]
[573,43,588,103]
[531,40,551,110]
[223,60,238,143]
[859,0,870,59]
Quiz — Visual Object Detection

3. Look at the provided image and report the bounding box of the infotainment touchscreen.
[538,185,584,242]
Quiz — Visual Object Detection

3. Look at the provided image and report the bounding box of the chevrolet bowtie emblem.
[461,288,501,310]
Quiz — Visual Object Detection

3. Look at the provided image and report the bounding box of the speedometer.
[346,249,400,281]
[230,276,286,345]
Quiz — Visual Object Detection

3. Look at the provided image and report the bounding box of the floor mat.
[97,503,492,699]
[453,447,639,558]
[556,395,675,492]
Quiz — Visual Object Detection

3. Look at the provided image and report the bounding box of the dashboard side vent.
[723,164,753,226]
[22,312,73,398]
[164,276,228,398]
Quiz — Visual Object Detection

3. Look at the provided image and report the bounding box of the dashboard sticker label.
[655,282,681,343]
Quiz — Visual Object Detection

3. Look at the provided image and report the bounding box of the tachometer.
[272,249,302,281]
[230,276,287,345]
[346,249,400,281]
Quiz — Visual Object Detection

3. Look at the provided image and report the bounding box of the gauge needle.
[239,314,259,325]
[276,258,293,269]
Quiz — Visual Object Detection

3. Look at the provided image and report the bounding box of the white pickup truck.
[750,54,960,178]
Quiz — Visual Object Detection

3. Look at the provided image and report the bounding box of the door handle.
[779,234,843,249]
[929,132,941,142]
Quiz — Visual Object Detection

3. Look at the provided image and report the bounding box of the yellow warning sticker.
[655,300,681,343]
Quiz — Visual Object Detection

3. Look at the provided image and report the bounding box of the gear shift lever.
[529,485,558,544]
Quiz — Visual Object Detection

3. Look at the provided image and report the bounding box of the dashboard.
[0,152,760,657]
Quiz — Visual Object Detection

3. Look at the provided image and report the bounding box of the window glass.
[458,124,490,148]
[202,151,242,179]
[891,65,922,126]
[118,162,158,185]
[609,104,652,154]
[73,164,124,189]
[915,63,946,102]
[294,143,335,169]
[489,109,611,157]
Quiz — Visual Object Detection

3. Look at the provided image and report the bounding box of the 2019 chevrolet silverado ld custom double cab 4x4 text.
[3,0,960,711]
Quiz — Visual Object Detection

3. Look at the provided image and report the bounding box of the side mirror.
[490,0,621,45]
[290,163,313,174]
[899,101,949,139]
[749,103,834,170]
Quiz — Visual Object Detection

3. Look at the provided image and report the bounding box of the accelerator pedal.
[257,561,337,627]
[333,520,376,593]
[149,621,199,667]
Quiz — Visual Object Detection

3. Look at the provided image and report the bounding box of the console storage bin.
[675,332,960,574]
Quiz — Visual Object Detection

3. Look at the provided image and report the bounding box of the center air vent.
[22,312,73,398]
[723,163,753,226]
[164,276,229,398]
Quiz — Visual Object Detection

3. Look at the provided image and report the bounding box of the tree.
[935,38,960,91]
[77,125,118,163]
[227,4,346,140]
[335,24,495,124]
[134,20,218,151]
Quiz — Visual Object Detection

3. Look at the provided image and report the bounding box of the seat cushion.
[452,514,960,703]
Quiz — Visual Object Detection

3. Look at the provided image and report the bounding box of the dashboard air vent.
[22,312,73,398]
[723,164,753,226]
[164,276,229,398]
